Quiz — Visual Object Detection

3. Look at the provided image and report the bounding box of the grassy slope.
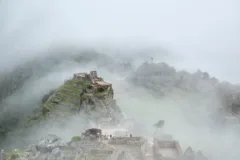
[25,78,92,126]
[25,76,114,127]
[42,79,91,114]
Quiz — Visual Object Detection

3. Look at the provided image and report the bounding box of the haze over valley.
[0,0,240,160]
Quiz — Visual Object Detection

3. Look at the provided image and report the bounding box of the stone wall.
[107,137,147,160]
[73,73,90,81]
[111,145,146,160]
[90,71,98,80]
[153,139,183,159]
[108,137,145,146]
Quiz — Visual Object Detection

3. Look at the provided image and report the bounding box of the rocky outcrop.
[25,71,123,127]
[0,50,129,145]
[0,70,123,149]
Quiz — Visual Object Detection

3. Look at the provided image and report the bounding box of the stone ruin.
[77,124,209,160]
[81,128,102,140]
[108,137,145,145]
[74,71,114,110]
[73,71,123,125]
[79,128,148,160]
[107,136,147,160]
[153,136,208,160]
[1,127,209,160]
[73,71,112,93]
[153,137,183,160]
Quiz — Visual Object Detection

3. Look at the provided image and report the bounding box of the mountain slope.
[1,70,123,149]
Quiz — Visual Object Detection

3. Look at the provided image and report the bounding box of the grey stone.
[36,134,67,153]
[25,144,37,153]
[51,148,62,158]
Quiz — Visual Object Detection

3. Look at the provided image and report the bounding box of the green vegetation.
[71,136,81,142]
[24,78,92,126]
[94,91,109,98]
[24,112,44,128]
[24,76,113,127]
[42,79,91,116]
[5,150,20,160]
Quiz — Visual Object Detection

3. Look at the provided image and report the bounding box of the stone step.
[92,155,110,157]
[88,155,111,160]
[90,158,110,160]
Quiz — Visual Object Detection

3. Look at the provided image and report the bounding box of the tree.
[153,120,165,136]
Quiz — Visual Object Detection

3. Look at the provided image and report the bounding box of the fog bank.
[1,0,240,82]
[0,0,240,159]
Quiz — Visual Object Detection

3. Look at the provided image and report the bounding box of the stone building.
[79,128,148,160]
[108,137,147,160]
[153,137,182,160]
[73,72,90,81]
[152,135,209,160]
[73,71,112,93]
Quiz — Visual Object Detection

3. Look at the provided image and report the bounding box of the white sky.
[0,0,239,82]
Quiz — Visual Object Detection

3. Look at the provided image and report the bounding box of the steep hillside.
[0,71,123,148]
[0,50,129,144]
[25,70,123,126]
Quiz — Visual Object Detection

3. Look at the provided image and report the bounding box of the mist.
[1,0,240,81]
[1,0,240,160]
[2,61,240,159]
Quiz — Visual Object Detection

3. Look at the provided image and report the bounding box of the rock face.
[25,71,123,127]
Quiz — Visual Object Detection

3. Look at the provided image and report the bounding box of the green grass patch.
[23,78,108,127]
[71,136,81,142]
[5,150,20,159]
[94,91,109,97]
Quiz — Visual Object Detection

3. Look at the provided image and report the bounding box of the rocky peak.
[25,70,122,128]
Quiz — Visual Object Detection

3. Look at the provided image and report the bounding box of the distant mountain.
[128,62,240,115]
